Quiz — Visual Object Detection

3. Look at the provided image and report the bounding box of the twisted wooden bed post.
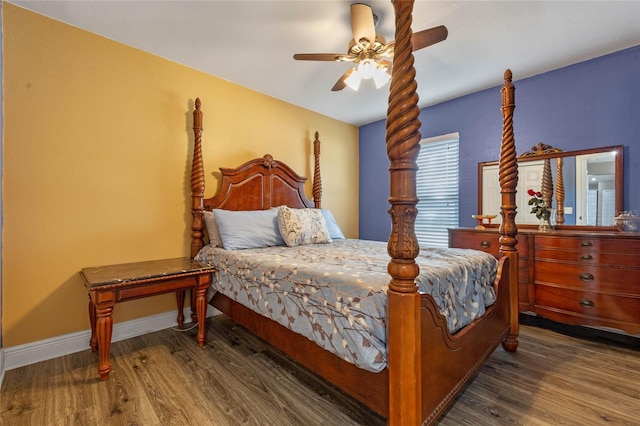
[556,157,565,224]
[385,1,422,424]
[184,98,207,322]
[498,70,520,351]
[313,131,322,208]
[191,98,205,259]
[541,158,554,217]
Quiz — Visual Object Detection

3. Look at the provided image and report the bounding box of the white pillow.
[213,208,285,250]
[203,210,223,247]
[277,206,332,247]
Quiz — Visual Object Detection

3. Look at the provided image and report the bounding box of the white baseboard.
[3,306,220,372]
[0,349,5,388]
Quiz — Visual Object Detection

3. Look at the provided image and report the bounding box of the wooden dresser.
[449,228,640,336]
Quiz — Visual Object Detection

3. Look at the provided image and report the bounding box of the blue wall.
[359,45,640,240]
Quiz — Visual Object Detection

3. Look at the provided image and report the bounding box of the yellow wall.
[2,4,358,347]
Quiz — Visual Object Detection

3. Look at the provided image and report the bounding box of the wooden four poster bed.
[188,1,520,425]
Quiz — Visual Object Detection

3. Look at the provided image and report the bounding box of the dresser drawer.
[535,284,640,325]
[450,231,500,256]
[535,260,640,296]
[535,248,639,267]
[530,231,640,334]
[535,234,640,252]
[449,230,529,257]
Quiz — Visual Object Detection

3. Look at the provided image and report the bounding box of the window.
[415,133,460,248]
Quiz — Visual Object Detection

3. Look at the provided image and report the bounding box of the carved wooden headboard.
[189,98,322,257]
[203,154,316,211]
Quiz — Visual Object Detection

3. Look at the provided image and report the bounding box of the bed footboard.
[418,256,512,424]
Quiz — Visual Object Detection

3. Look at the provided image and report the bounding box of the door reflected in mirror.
[576,151,617,225]
[478,145,623,227]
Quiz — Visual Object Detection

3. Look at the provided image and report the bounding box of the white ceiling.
[11,1,640,126]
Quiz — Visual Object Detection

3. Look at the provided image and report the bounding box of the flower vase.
[538,217,552,232]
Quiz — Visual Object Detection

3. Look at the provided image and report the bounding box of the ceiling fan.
[293,3,448,91]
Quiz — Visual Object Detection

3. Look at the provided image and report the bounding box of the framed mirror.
[478,145,623,227]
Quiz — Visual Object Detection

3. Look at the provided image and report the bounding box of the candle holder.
[472,214,487,230]
[472,214,497,230]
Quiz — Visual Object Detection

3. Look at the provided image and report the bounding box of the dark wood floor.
[1,315,638,425]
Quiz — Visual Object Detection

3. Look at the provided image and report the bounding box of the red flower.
[528,188,550,220]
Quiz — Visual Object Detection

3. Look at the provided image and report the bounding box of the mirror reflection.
[479,145,623,227]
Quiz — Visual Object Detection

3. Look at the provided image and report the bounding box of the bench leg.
[176,290,186,328]
[96,304,114,380]
[195,274,210,348]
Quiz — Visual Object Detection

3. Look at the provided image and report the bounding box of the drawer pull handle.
[580,241,593,247]
[579,273,595,281]
[580,254,593,261]
[579,299,595,309]
[480,240,491,248]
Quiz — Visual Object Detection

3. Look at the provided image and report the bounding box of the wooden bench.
[81,257,215,380]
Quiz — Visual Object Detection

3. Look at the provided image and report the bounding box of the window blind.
[416,133,460,248]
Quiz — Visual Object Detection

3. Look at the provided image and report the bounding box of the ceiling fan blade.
[351,3,376,45]
[412,25,448,51]
[331,67,357,92]
[293,53,346,61]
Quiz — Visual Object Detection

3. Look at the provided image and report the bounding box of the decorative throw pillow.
[213,208,285,250]
[203,210,223,247]
[277,206,332,247]
[321,209,346,239]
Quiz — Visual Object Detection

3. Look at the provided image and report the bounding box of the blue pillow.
[213,209,285,250]
[321,209,345,239]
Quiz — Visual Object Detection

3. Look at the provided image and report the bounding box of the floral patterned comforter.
[196,239,497,373]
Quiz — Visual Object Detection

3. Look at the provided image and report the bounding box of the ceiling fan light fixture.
[373,66,391,89]
[294,4,447,92]
[345,67,362,91]
[357,59,376,79]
